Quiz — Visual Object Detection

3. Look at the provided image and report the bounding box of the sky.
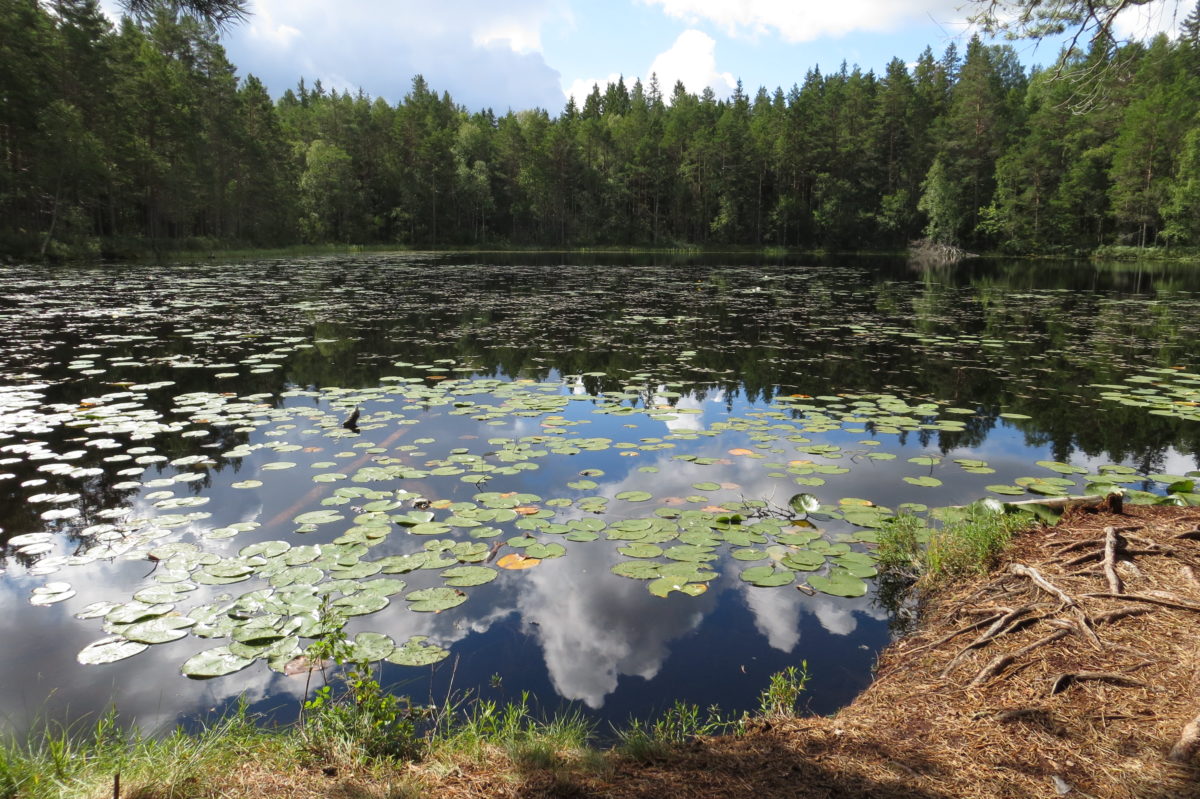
[100,0,1190,113]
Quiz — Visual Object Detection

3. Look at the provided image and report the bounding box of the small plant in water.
[758,662,810,717]
[300,601,421,761]
[617,701,736,762]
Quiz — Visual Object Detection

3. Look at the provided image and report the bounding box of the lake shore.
[394,502,1200,799]
[9,502,1198,799]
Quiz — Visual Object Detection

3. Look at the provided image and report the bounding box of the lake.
[1,252,1198,737]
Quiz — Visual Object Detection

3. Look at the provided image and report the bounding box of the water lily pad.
[387,636,450,666]
[740,565,795,587]
[348,632,395,662]
[78,636,148,665]
[292,510,344,525]
[807,571,868,597]
[123,615,196,644]
[441,565,497,586]
[331,592,390,616]
[496,553,540,570]
[406,587,468,612]
[181,646,256,679]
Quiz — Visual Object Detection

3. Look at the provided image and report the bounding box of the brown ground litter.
[205,505,1200,799]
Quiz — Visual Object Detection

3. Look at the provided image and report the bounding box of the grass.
[0,658,814,799]
[876,507,1033,585]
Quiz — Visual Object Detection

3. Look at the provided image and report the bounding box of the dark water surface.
[1,252,1198,737]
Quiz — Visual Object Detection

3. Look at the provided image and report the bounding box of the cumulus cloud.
[649,29,737,96]
[1112,0,1189,40]
[641,0,964,41]
[563,30,735,106]
[101,0,572,111]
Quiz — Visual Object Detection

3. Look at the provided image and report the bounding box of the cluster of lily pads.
[2,259,1199,688]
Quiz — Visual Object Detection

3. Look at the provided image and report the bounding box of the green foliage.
[299,600,421,761]
[616,701,737,762]
[875,513,928,576]
[876,507,1032,582]
[925,507,1031,578]
[4,4,1200,257]
[758,663,811,717]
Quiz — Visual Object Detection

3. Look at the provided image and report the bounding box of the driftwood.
[1169,713,1200,763]
[1102,526,1124,594]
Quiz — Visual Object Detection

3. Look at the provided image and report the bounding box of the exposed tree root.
[969,629,1071,688]
[1084,592,1200,613]
[1102,526,1124,595]
[1010,563,1077,606]
[1169,713,1200,763]
[1049,671,1145,695]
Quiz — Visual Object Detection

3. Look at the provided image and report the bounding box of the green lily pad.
[406,587,468,612]
[740,565,796,587]
[181,646,256,679]
[441,566,497,587]
[78,636,149,665]
[386,636,450,666]
[807,571,868,597]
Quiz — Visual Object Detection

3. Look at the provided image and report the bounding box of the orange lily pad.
[497,553,541,570]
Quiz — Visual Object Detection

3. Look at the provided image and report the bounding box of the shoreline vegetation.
[5,499,1199,799]
[6,240,1200,266]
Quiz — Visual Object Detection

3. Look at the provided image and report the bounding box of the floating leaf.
[406,587,468,612]
[181,646,256,679]
[78,636,148,665]
[497,553,541,570]
[441,565,497,586]
[387,636,450,666]
[807,571,868,597]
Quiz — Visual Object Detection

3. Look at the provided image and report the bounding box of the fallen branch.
[1049,671,1145,695]
[1010,564,1077,607]
[1168,713,1200,763]
[969,629,1071,688]
[1102,526,1124,595]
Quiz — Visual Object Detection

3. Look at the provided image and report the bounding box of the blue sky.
[102,0,1188,112]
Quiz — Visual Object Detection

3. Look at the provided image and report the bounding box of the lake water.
[1,253,1198,738]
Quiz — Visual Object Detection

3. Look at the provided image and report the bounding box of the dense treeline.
[3,0,1200,258]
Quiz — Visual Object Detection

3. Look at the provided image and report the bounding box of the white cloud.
[564,72,624,106]
[649,29,736,97]
[564,29,735,105]
[1112,0,1188,40]
[641,0,962,42]
[101,0,572,112]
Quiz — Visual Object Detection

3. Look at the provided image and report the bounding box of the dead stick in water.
[1103,526,1124,595]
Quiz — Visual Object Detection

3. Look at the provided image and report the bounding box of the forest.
[2,0,1200,258]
